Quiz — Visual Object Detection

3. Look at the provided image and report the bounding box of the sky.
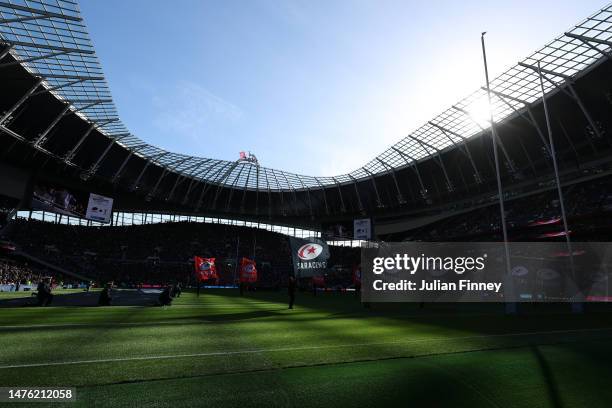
[80,0,606,177]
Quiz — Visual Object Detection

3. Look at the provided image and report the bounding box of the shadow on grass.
[532,345,563,408]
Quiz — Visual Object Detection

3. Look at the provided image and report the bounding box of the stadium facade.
[1,1,612,235]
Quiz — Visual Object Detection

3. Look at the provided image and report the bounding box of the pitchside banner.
[289,237,330,278]
[361,242,612,302]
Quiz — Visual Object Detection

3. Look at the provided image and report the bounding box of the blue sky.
[80,0,605,176]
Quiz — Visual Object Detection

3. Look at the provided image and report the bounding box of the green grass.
[1,290,612,407]
[0,288,94,300]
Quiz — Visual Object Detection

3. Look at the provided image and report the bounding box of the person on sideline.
[288,276,296,309]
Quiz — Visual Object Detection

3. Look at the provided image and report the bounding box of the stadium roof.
[1,0,612,191]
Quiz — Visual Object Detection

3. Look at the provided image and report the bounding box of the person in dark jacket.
[288,276,296,309]
[98,283,112,306]
[37,278,53,306]
[158,285,173,306]
[172,282,182,298]
[36,280,44,306]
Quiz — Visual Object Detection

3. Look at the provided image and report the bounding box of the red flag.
[312,275,325,287]
[239,257,257,283]
[194,256,218,281]
[353,264,362,284]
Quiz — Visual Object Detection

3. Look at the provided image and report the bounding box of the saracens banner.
[239,257,258,283]
[194,256,218,281]
[289,237,330,278]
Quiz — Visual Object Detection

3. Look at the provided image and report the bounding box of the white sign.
[353,218,372,240]
[86,193,114,223]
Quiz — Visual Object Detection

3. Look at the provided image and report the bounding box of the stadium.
[1,0,612,406]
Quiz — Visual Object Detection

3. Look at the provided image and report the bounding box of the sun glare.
[466,98,493,129]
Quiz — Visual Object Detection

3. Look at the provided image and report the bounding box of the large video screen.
[32,183,114,224]
[321,220,353,240]
[322,218,372,240]
[85,193,114,223]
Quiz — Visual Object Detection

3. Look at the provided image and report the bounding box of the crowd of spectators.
[0,258,35,287]
[406,174,612,241]
[6,174,611,289]
[0,257,83,292]
[5,220,307,288]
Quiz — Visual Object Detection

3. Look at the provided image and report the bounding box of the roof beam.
[362,167,383,208]
[0,50,71,68]
[0,44,12,61]
[347,174,364,213]
[521,61,604,141]
[564,32,612,61]
[0,124,25,142]
[376,158,405,204]
[294,177,313,217]
[483,87,552,157]
[131,151,170,191]
[82,133,132,180]
[181,163,212,205]
[564,32,612,48]
[429,121,483,184]
[112,145,152,183]
[0,77,43,125]
[0,2,83,22]
[452,105,516,174]
[147,156,191,201]
[269,170,286,212]
[203,161,238,211]
[166,159,210,201]
[480,86,529,106]
[39,73,103,80]
[518,62,572,80]
[224,163,248,210]
[63,123,97,163]
[0,14,57,24]
[390,146,427,196]
[33,103,71,146]
[2,40,93,55]
[239,165,256,212]
[66,98,113,104]
[408,136,454,192]
[277,171,299,216]
[31,78,87,96]
[331,177,347,213]
[314,179,330,215]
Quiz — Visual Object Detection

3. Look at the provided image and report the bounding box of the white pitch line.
[0,312,523,330]
[0,327,611,370]
[0,320,215,329]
